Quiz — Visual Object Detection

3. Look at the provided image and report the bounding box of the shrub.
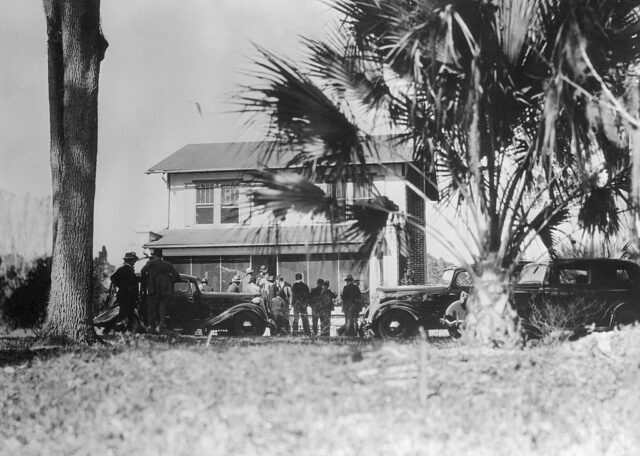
[522,297,603,343]
[0,256,51,329]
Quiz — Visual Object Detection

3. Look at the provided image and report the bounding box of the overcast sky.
[0,0,334,261]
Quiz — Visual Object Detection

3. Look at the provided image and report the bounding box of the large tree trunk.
[42,0,107,343]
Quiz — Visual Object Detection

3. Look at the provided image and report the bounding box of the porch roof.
[143,224,366,257]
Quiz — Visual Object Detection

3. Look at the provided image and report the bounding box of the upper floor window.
[196,186,214,224]
[221,185,239,224]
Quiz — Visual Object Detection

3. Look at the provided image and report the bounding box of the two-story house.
[143,138,436,293]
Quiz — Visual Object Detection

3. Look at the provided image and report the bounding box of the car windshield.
[439,269,454,285]
[518,264,548,284]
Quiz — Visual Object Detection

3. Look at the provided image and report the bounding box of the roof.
[144,224,365,256]
[147,137,414,174]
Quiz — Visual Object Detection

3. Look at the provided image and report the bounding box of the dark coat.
[291,281,310,309]
[111,263,138,298]
[141,257,180,296]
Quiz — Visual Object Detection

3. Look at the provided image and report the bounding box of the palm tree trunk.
[465,261,519,346]
[42,0,107,344]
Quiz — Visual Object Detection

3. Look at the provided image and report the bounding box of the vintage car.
[511,258,640,334]
[94,274,271,336]
[362,267,472,338]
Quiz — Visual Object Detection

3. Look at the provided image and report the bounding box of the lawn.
[1,328,639,456]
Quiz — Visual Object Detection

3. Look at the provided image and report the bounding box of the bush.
[522,297,603,343]
[0,257,51,329]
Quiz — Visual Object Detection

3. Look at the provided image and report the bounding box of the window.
[196,186,214,224]
[221,185,239,224]
[552,268,590,285]
[518,265,548,284]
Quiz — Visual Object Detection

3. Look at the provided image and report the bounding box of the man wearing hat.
[341,274,362,337]
[110,252,140,332]
[241,267,254,293]
[141,248,181,334]
[227,275,242,293]
[257,265,269,289]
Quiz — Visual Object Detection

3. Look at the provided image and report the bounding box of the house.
[143,138,436,293]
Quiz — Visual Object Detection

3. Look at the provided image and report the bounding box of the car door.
[168,278,199,327]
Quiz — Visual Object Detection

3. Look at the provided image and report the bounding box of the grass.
[1,329,640,455]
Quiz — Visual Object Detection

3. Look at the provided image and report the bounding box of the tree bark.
[42,0,107,344]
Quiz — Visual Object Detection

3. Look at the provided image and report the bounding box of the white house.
[143,138,436,293]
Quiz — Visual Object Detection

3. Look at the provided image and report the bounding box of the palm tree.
[239,0,640,345]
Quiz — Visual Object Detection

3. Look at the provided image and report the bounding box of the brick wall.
[405,186,426,284]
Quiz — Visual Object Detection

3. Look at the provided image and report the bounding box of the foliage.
[0,257,51,330]
[522,297,605,343]
[238,0,640,345]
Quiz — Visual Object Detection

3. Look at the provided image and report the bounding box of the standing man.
[291,272,311,336]
[241,267,254,292]
[309,278,324,336]
[341,274,362,337]
[257,265,269,289]
[141,248,180,334]
[110,252,140,332]
[317,280,335,337]
[245,276,262,295]
[227,275,241,293]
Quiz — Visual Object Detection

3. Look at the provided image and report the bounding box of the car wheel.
[611,306,640,328]
[232,311,266,336]
[376,310,416,339]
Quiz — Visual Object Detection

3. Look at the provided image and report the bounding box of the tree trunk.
[464,259,519,347]
[42,0,107,344]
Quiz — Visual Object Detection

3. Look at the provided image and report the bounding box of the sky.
[0,0,334,262]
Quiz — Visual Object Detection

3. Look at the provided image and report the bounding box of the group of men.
[226,265,364,337]
[110,250,364,337]
[109,248,180,334]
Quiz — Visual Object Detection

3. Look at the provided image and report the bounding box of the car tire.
[232,311,266,336]
[611,305,640,328]
[376,310,416,339]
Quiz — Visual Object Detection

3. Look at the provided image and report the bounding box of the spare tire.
[232,311,266,336]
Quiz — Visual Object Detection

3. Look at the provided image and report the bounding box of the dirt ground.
[1,328,639,456]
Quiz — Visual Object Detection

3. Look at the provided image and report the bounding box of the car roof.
[524,258,639,269]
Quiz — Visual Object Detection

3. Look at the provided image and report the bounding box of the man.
[110,252,140,332]
[241,267,254,292]
[244,276,262,296]
[269,292,290,335]
[141,248,181,334]
[309,278,324,336]
[317,280,336,337]
[257,265,269,289]
[227,275,241,293]
[262,274,277,307]
[341,274,362,337]
[276,275,292,305]
[291,272,311,336]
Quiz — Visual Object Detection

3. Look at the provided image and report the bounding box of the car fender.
[606,301,640,327]
[372,300,419,322]
[204,302,269,328]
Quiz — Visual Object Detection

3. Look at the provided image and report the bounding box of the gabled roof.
[147,137,414,174]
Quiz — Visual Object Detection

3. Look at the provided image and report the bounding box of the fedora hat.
[245,267,254,274]
[345,274,354,282]
[123,252,139,262]
[231,275,241,283]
